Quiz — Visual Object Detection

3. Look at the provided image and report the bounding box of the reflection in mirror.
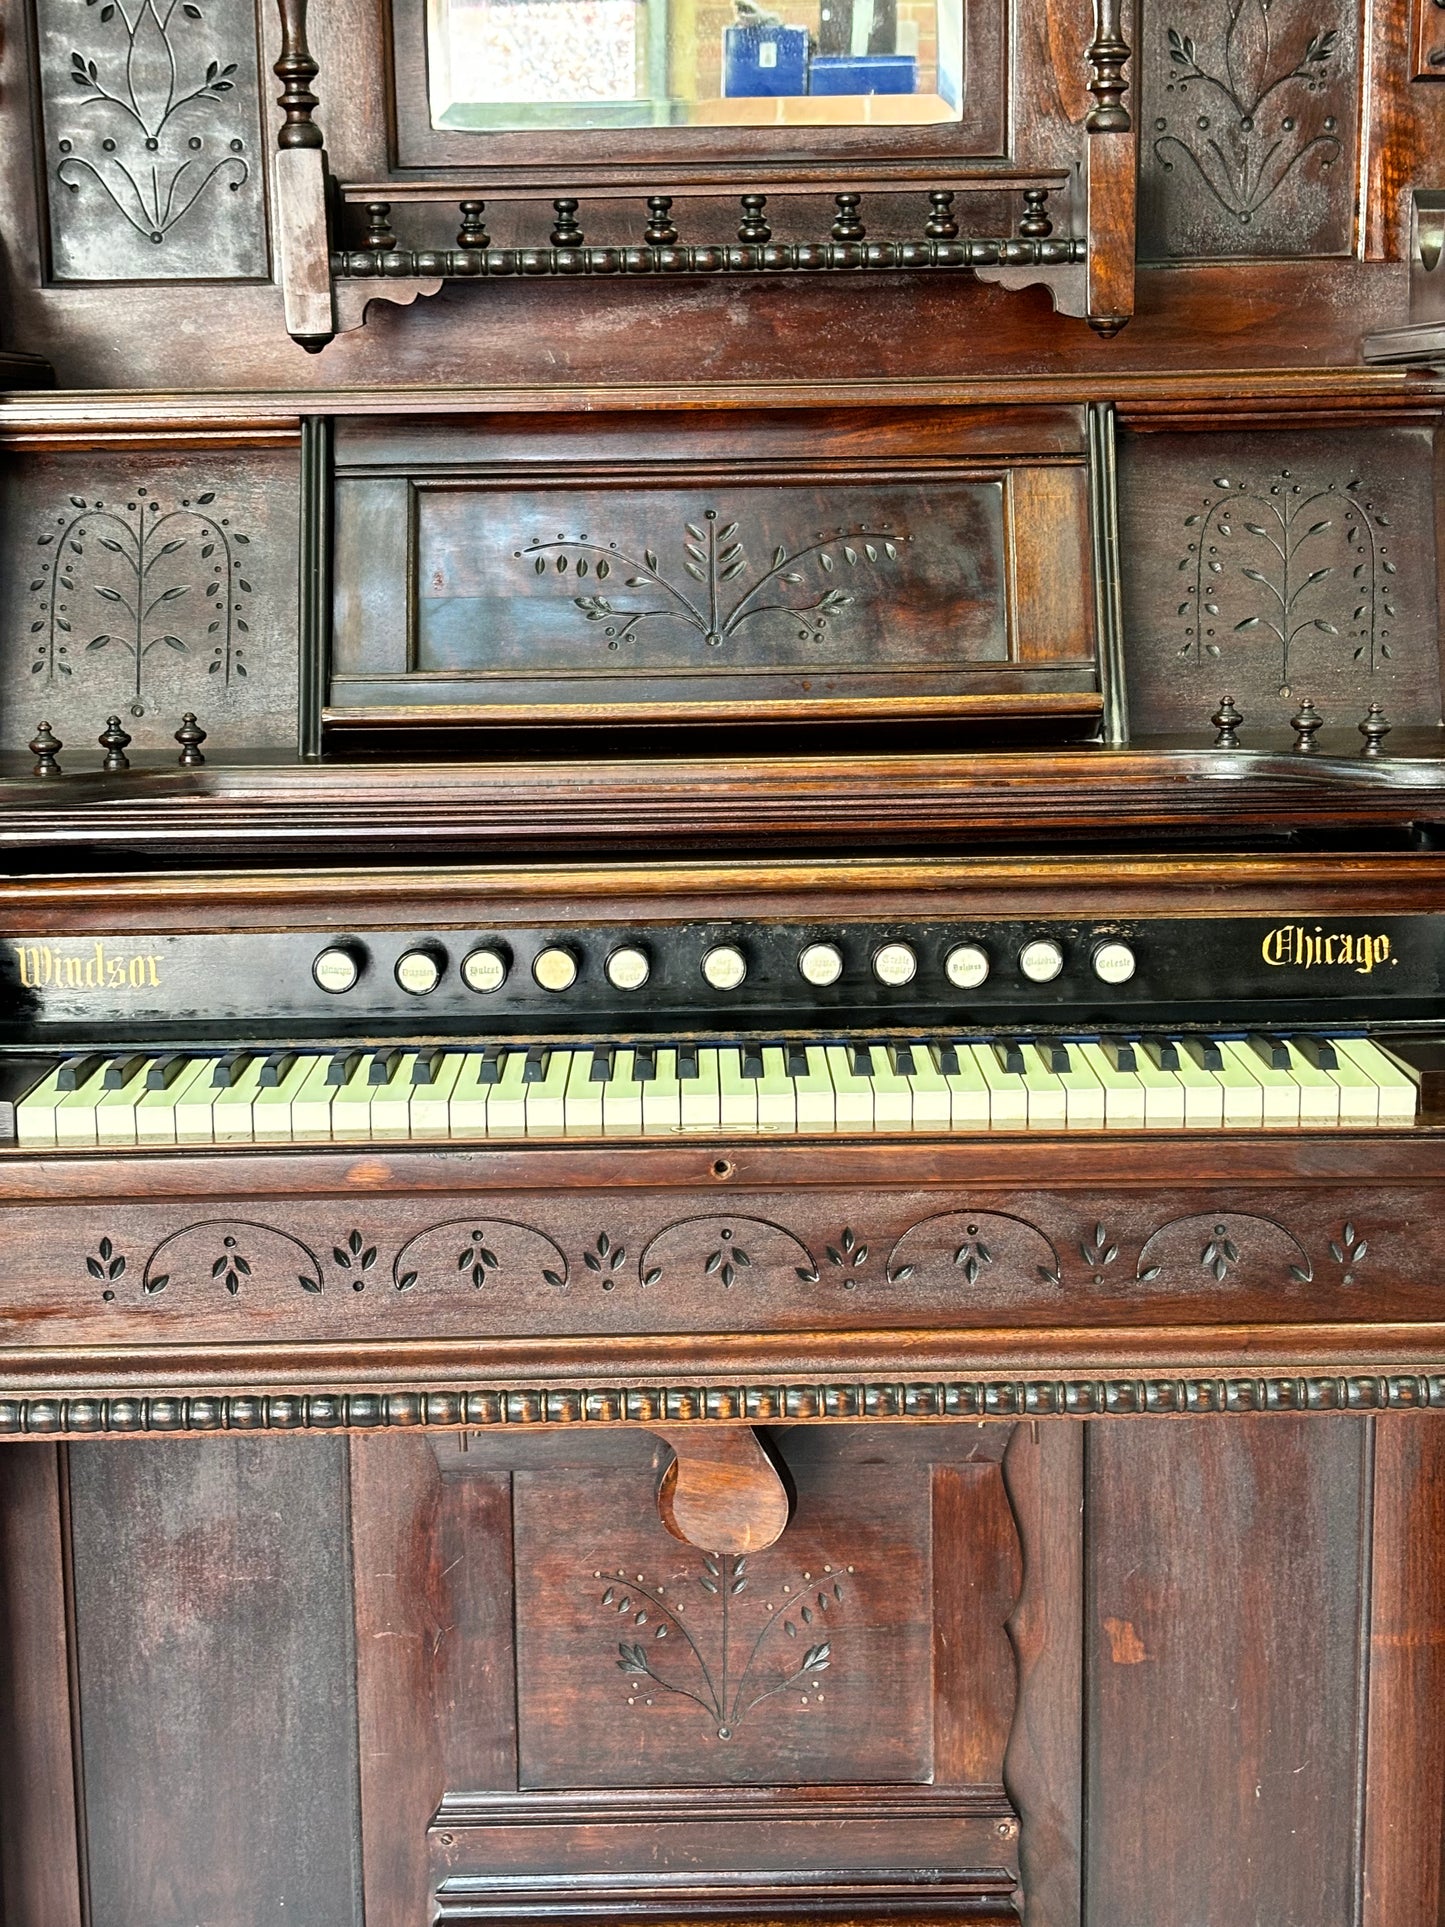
[426,0,963,130]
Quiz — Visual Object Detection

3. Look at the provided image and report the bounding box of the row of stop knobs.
[312,936,1139,996]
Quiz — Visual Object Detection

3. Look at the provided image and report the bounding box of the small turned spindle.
[175,713,208,767]
[1211,695,1243,748]
[1359,701,1391,757]
[29,722,61,778]
[457,201,489,249]
[644,195,678,245]
[1290,697,1324,753]
[738,194,771,244]
[1018,187,1053,238]
[925,188,958,238]
[98,715,132,772]
[550,199,583,246]
[831,192,865,242]
[363,202,395,251]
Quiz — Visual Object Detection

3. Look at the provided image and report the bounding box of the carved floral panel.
[34,0,269,281]
[1118,428,1442,729]
[0,446,300,754]
[1137,0,1363,259]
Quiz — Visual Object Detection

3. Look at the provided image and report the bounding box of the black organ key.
[677,1046,700,1080]
[889,1044,917,1075]
[936,1043,961,1075]
[523,1046,551,1084]
[479,1048,504,1086]
[259,1052,298,1088]
[1246,1032,1292,1070]
[1292,1035,1339,1070]
[412,1048,448,1085]
[213,1052,256,1089]
[326,1050,364,1087]
[994,1039,1027,1076]
[145,1053,189,1091]
[590,1047,613,1083]
[367,1048,405,1086]
[786,1044,810,1077]
[1038,1039,1072,1073]
[58,1055,105,1091]
[849,1042,875,1075]
[1180,1036,1224,1072]
[1099,1036,1137,1072]
[1139,1035,1179,1071]
[102,1054,147,1090]
[741,1045,764,1079]
[634,1047,657,1082]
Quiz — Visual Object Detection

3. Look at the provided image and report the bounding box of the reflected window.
[427,0,963,130]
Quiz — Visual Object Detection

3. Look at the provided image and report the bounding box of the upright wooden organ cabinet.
[0,0,1443,1918]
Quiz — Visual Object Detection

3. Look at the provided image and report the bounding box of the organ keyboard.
[6,1032,1425,1145]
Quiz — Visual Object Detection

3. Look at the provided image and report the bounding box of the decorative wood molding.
[4,1374,1445,1438]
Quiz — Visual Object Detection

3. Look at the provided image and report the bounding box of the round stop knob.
[1019,938,1065,984]
[313,944,364,994]
[1093,940,1137,985]
[532,946,579,992]
[702,945,747,990]
[798,942,843,987]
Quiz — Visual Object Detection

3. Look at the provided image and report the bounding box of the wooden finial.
[550,199,583,247]
[274,0,323,149]
[1290,697,1324,753]
[738,194,771,244]
[98,715,132,772]
[831,192,865,242]
[644,195,678,246]
[29,722,62,778]
[925,189,958,239]
[1019,188,1053,238]
[457,201,489,249]
[1359,701,1391,757]
[175,713,208,767]
[363,203,395,252]
[1211,695,1243,748]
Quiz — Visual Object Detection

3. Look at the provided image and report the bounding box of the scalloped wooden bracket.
[652,1424,792,1552]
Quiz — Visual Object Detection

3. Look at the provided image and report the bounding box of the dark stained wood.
[0,1445,84,1927]
[1361,1414,1445,1924]
[654,1426,792,1552]
[1084,1417,1372,1926]
[64,1437,363,1927]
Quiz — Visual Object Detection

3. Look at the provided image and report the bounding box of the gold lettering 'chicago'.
[1261,926,1395,976]
[14,940,162,991]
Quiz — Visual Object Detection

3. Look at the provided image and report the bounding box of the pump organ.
[0,0,1444,1922]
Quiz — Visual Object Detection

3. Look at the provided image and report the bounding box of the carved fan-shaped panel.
[1135,1212,1314,1291]
[885,1210,1063,1303]
[140,1218,324,1300]
[635,1216,816,1293]
[390,1218,569,1294]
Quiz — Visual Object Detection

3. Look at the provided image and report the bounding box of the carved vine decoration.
[55,0,250,244]
[1173,471,1396,693]
[592,1552,847,1738]
[90,1209,1373,1302]
[1154,0,1344,224]
[517,509,908,651]
[29,487,255,717]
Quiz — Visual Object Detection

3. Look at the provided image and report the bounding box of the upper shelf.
[2,742,1444,864]
[269,0,1137,350]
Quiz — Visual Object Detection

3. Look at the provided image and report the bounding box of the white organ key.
[525,1049,573,1136]
[55,1060,120,1145]
[1054,1045,1107,1129]
[1075,1042,1146,1128]
[939,1044,991,1128]
[1129,1048,1187,1128]
[448,1054,494,1137]
[92,1058,154,1145]
[331,1055,380,1139]
[755,1046,797,1133]
[642,1049,683,1135]
[1017,1044,1067,1128]
[211,1057,267,1141]
[868,1046,913,1130]
[973,1043,1028,1128]
[901,1045,951,1129]
[717,1048,758,1132]
[1220,1039,1298,1126]
[281,1056,335,1140]
[486,1051,529,1137]
[793,1045,836,1131]
[679,1048,722,1132]
[603,1048,646,1136]
[1335,1038,1420,1122]
[1322,1039,1382,1123]
[825,1044,874,1129]
[562,1049,605,1135]
[1281,1044,1342,1125]
[1209,1042,1266,1127]
[137,1056,222,1144]
[1172,1046,1226,1127]
[410,1053,465,1137]
[365,1053,418,1139]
